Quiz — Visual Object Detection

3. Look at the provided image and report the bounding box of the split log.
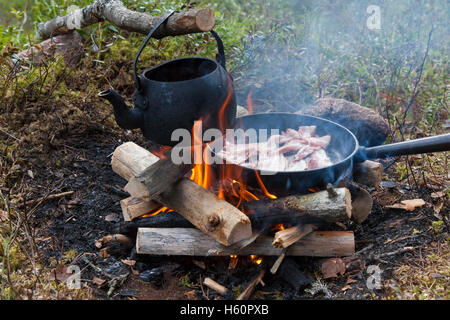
[112,142,252,246]
[353,160,383,188]
[203,277,230,296]
[120,197,160,221]
[14,31,83,67]
[38,0,215,40]
[298,98,389,147]
[272,224,317,249]
[347,182,373,224]
[135,152,193,199]
[137,228,355,257]
[243,188,352,226]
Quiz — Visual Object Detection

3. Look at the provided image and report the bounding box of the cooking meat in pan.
[218,126,333,171]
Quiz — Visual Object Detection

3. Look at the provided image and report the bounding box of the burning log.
[243,188,352,226]
[112,142,252,246]
[272,224,317,249]
[113,214,193,234]
[135,152,193,199]
[277,258,313,291]
[353,160,383,188]
[136,228,355,257]
[153,178,252,246]
[37,0,216,40]
[120,197,160,222]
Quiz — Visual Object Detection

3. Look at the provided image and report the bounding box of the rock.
[103,260,129,277]
[298,98,389,147]
[139,267,164,286]
[14,31,83,67]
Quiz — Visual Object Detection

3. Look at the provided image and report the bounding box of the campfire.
[102,90,394,298]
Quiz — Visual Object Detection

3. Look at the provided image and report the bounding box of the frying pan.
[211,113,450,194]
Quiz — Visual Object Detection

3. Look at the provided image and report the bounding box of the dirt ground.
[17,124,448,300]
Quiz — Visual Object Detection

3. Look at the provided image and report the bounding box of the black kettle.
[98,11,237,146]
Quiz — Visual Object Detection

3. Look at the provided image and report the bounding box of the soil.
[19,122,448,300]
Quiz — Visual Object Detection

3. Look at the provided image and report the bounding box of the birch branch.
[37,0,215,39]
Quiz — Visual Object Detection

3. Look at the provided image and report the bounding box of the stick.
[136,228,355,257]
[37,0,215,39]
[237,269,265,300]
[203,277,229,296]
[243,188,352,225]
[270,248,287,274]
[18,191,74,208]
[272,224,317,249]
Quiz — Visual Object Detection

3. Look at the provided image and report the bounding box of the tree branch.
[37,0,215,39]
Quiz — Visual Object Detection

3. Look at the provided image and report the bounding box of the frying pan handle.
[355,133,450,161]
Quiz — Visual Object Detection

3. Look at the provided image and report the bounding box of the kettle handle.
[133,10,228,91]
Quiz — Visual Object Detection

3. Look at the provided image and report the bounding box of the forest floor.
[0,0,448,300]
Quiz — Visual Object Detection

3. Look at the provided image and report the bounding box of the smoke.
[232,0,449,114]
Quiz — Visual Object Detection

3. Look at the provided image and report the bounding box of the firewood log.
[112,142,252,246]
[243,188,352,225]
[353,160,383,188]
[120,197,160,221]
[272,224,317,249]
[136,228,355,257]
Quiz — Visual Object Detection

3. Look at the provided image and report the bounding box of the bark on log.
[243,188,352,225]
[137,228,355,257]
[14,31,83,66]
[153,178,252,246]
[135,152,193,199]
[298,98,389,147]
[37,0,215,40]
[272,224,317,249]
[353,160,383,188]
[120,196,160,221]
[347,182,373,224]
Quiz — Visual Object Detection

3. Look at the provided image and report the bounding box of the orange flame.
[246,90,254,115]
[250,255,263,265]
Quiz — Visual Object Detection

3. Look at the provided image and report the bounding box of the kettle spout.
[98,88,144,130]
